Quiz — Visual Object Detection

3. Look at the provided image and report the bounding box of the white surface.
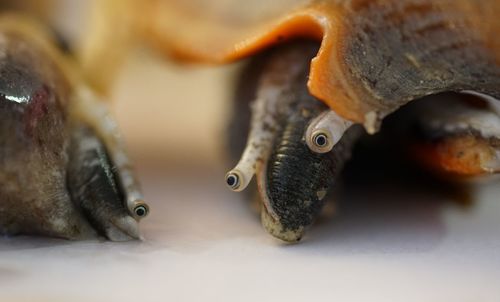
[1,2,499,301]
[1,165,499,302]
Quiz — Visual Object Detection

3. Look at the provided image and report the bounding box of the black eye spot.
[314,133,328,147]
[226,173,239,189]
[134,205,148,217]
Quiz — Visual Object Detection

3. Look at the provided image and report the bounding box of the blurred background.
[1,0,236,169]
[0,1,499,301]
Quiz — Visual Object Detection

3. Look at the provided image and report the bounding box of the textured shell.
[108,0,500,126]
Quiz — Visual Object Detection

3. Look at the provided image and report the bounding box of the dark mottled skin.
[342,0,500,116]
[266,97,358,232]
[265,48,361,232]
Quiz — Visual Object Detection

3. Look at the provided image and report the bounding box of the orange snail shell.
[105,0,500,123]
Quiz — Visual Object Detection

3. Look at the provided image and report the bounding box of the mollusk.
[83,0,500,241]
[0,15,149,241]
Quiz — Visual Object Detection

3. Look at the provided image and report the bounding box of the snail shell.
[84,0,499,124]
[81,0,500,136]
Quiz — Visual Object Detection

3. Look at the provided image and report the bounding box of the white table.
[1,162,499,302]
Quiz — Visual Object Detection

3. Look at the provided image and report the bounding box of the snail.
[225,42,362,241]
[0,15,149,241]
[82,0,500,242]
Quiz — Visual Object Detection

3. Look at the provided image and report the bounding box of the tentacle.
[67,125,142,241]
[305,109,354,153]
[225,43,318,192]
[71,86,149,220]
[225,95,279,192]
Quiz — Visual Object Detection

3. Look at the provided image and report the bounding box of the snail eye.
[226,173,240,190]
[313,133,328,147]
[134,205,149,218]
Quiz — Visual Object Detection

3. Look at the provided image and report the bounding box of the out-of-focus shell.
[87,0,500,126]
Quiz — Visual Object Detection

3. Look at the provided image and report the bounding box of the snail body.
[227,43,361,241]
[0,16,148,241]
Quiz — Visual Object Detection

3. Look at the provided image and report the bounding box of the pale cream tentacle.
[305,109,353,154]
